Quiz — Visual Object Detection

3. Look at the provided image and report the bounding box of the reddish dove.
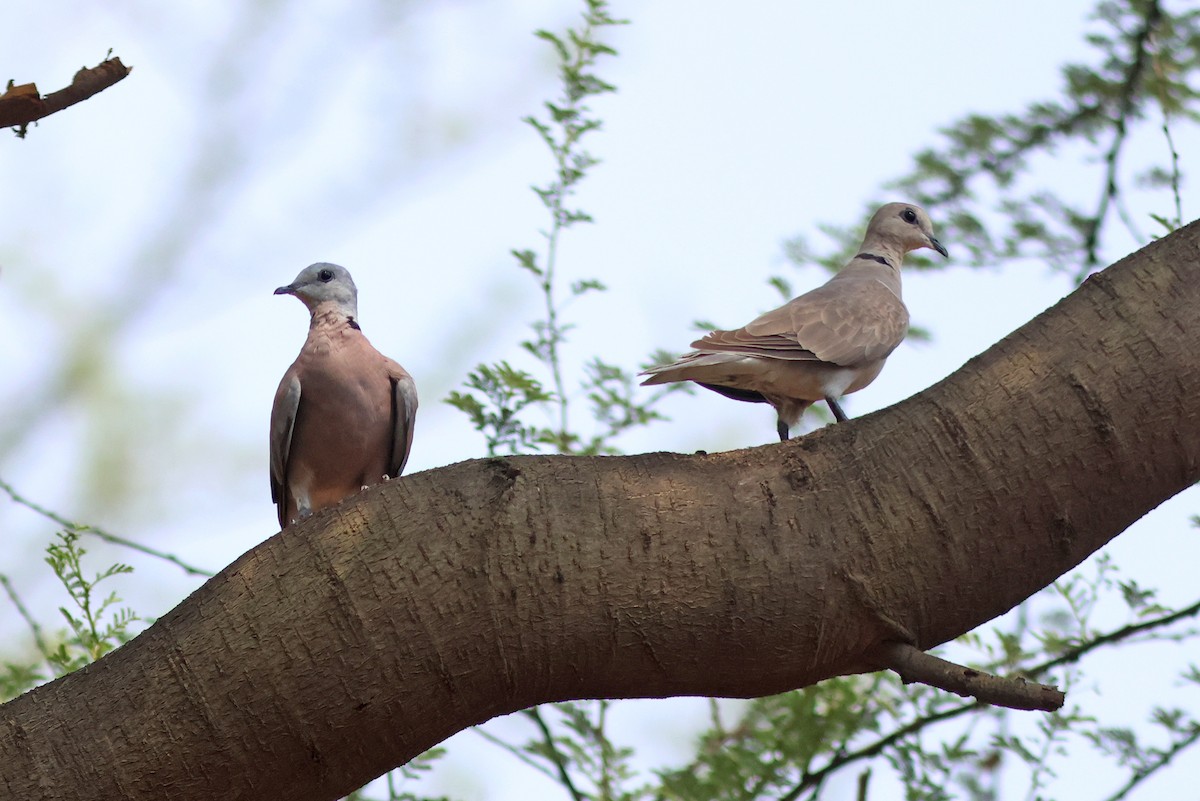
[270,262,418,528]
[641,202,947,441]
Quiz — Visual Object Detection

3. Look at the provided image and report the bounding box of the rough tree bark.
[2,221,1198,800]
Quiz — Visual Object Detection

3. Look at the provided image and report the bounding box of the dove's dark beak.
[274,284,295,296]
[929,237,949,258]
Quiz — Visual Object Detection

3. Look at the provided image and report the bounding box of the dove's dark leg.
[777,418,790,441]
[825,396,848,422]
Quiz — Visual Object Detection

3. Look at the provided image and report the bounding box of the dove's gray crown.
[274,262,359,318]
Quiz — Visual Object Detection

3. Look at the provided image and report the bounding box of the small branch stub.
[0,56,132,136]
[879,642,1065,712]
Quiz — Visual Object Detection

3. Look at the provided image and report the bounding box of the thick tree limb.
[1,222,1198,800]
[0,57,132,135]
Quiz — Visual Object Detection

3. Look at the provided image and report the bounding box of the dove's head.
[275,262,359,317]
[866,202,949,259]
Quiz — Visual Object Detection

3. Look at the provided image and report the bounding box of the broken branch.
[1,56,132,136]
[879,642,1065,712]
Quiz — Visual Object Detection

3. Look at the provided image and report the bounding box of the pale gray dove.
[271,262,418,528]
[641,202,947,441]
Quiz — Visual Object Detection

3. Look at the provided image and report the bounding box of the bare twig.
[0,477,213,577]
[1,56,132,136]
[880,642,1064,712]
[0,574,49,655]
[1035,597,1200,676]
[1149,32,1184,229]
[472,725,560,782]
[1081,0,1162,270]
[856,768,871,801]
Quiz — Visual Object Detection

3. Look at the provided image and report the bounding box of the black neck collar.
[855,252,893,268]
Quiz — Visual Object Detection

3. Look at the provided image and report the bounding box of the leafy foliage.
[446,362,554,456]
[1,530,141,701]
[653,556,1200,801]
[42,530,139,671]
[443,0,681,460]
[784,0,1197,282]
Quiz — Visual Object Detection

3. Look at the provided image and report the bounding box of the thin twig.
[0,573,49,655]
[767,675,887,800]
[538,15,601,450]
[1149,32,1184,229]
[978,103,1104,180]
[855,768,871,801]
[707,697,725,738]
[1032,597,1200,678]
[523,707,586,801]
[1113,193,1146,244]
[1102,726,1200,801]
[597,700,612,801]
[1081,0,1162,271]
[783,704,970,800]
[1159,111,1183,228]
[1021,706,1070,801]
[0,477,213,577]
[472,726,561,783]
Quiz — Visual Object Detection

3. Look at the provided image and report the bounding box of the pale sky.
[1,2,1197,799]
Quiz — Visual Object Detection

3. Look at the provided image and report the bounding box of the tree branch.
[1035,596,1200,677]
[1,56,132,136]
[472,726,560,782]
[0,221,1197,801]
[877,642,1063,712]
[0,574,48,656]
[523,708,586,801]
[0,477,212,577]
[1083,0,1162,269]
[783,594,1200,798]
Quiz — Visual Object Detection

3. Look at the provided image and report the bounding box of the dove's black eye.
[318,268,334,282]
[901,208,918,224]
